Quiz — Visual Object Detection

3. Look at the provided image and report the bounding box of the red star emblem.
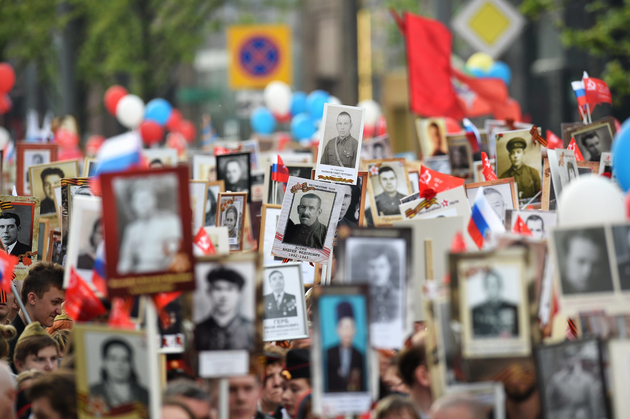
[441,200,449,207]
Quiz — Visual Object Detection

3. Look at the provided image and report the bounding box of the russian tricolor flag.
[463,118,481,153]
[94,131,143,176]
[467,186,506,249]
[271,154,290,183]
[572,80,587,108]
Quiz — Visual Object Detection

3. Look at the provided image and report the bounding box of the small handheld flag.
[463,118,481,153]
[481,152,497,181]
[272,155,290,183]
[0,250,18,294]
[467,186,506,249]
[568,138,585,162]
[512,215,533,236]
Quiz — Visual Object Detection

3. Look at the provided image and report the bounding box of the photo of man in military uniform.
[471,269,519,337]
[373,166,405,216]
[283,193,329,249]
[362,245,400,324]
[263,270,297,319]
[320,112,358,168]
[499,137,541,200]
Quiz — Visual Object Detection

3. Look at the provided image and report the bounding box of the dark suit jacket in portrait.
[283,219,327,249]
[472,301,519,337]
[89,382,149,409]
[224,179,249,193]
[263,292,298,319]
[40,197,56,214]
[10,241,31,257]
[326,345,365,393]
[195,314,254,351]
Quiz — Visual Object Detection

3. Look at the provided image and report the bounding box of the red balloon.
[165,109,183,132]
[274,112,291,123]
[0,94,11,114]
[444,117,462,134]
[140,120,164,145]
[177,120,196,143]
[104,85,128,115]
[376,115,387,136]
[0,63,16,93]
[55,129,79,148]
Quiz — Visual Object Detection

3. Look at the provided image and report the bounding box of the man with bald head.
[0,361,17,419]
[283,193,328,249]
[429,394,488,419]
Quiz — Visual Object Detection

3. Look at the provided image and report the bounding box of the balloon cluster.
[251,81,387,141]
[0,63,15,115]
[465,52,512,86]
[104,86,196,146]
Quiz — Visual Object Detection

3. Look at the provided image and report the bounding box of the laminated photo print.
[0,196,41,280]
[555,149,579,188]
[62,196,102,287]
[364,159,412,226]
[465,178,519,228]
[262,262,309,342]
[495,129,542,204]
[566,118,615,162]
[361,134,394,161]
[204,180,225,228]
[61,178,94,243]
[29,160,79,216]
[16,142,58,196]
[216,192,247,252]
[158,295,185,353]
[416,118,448,158]
[271,177,345,264]
[192,154,217,182]
[216,152,251,201]
[193,253,259,377]
[504,210,557,240]
[311,285,372,416]
[315,103,365,185]
[189,180,208,233]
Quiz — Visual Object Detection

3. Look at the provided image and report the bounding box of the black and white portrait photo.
[557,149,578,187]
[496,130,542,202]
[361,135,393,161]
[466,181,518,226]
[470,269,519,338]
[62,196,102,287]
[536,339,608,419]
[205,181,224,227]
[447,136,473,177]
[0,209,33,257]
[23,150,49,195]
[336,175,365,229]
[29,160,79,216]
[423,156,452,175]
[265,162,314,205]
[612,224,630,291]
[159,296,185,351]
[189,180,208,232]
[262,263,308,341]
[571,123,614,162]
[315,103,365,184]
[553,227,614,295]
[112,173,183,275]
[505,210,557,240]
[216,152,251,199]
[282,190,335,250]
[367,160,410,221]
[216,192,246,251]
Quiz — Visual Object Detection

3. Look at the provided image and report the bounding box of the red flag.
[584,77,612,106]
[194,227,216,255]
[213,146,231,156]
[481,152,497,181]
[0,251,18,294]
[65,267,107,322]
[419,165,465,194]
[568,138,585,161]
[450,232,467,253]
[512,215,533,236]
[108,297,136,329]
[546,130,563,150]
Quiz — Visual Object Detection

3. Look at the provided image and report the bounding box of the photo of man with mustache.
[282,193,328,250]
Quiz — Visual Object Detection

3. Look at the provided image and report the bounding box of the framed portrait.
[46,230,63,264]
[100,166,194,297]
[189,180,208,233]
[0,196,41,280]
[445,382,506,419]
[610,223,630,293]
[446,135,474,178]
[473,159,495,182]
[158,295,185,353]
[364,159,411,226]
[315,103,365,184]
[192,154,217,181]
[336,227,412,349]
[338,172,367,229]
[216,192,247,252]
[540,158,555,211]
[555,149,579,188]
[361,134,394,161]
[452,248,531,358]
[16,142,58,196]
[495,129,542,203]
[408,170,419,195]
[53,184,63,221]
[311,285,371,416]
[565,118,616,162]
[61,178,94,242]
[416,118,448,159]
[465,178,519,226]
[193,253,259,377]
[29,160,79,216]
[250,170,265,202]
[610,339,630,417]
[62,196,102,287]
[144,148,178,168]
[216,152,251,201]
[422,155,451,174]
[484,119,533,159]
[204,180,225,228]
[83,157,97,177]
[504,210,557,240]
[259,204,316,286]
[263,162,315,205]
[262,262,308,342]
[535,339,608,419]
[546,150,564,207]
[73,323,152,418]
[37,218,50,262]
[271,177,345,264]
[240,138,261,171]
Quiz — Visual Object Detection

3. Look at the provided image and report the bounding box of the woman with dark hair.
[205,187,218,226]
[77,217,102,270]
[89,338,149,409]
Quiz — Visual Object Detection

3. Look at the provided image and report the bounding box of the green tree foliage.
[520,0,630,105]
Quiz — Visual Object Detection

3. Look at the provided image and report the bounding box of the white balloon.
[328,96,342,105]
[357,99,381,126]
[264,81,292,116]
[116,94,145,129]
[0,127,9,149]
[558,175,626,227]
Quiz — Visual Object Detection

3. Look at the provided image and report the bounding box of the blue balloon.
[291,113,316,140]
[250,107,276,135]
[306,90,330,120]
[291,91,308,116]
[612,124,630,191]
[488,62,512,85]
[144,98,173,126]
[469,68,487,78]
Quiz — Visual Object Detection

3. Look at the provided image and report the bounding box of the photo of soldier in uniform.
[496,130,542,202]
[367,161,411,218]
[536,339,608,419]
[262,263,308,342]
[216,153,251,199]
[571,122,614,162]
[471,269,519,337]
[336,178,364,230]
[361,135,393,161]
[263,269,297,319]
[282,191,335,250]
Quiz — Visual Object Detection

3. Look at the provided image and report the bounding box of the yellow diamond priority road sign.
[452,0,525,58]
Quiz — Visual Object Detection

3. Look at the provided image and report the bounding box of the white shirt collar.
[5,241,16,254]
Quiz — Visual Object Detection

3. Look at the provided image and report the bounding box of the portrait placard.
[555,149,579,188]
[262,262,308,342]
[83,157,97,177]
[484,119,533,159]
[16,142,58,196]
[505,210,557,239]
[29,160,79,216]
[193,253,259,377]
[408,170,420,195]
[364,159,412,226]
[495,129,542,203]
[240,138,261,171]
[564,118,616,162]
[609,339,630,417]
[47,230,63,264]
[422,155,451,175]
[0,196,41,280]
[315,103,365,184]
[204,180,225,227]
[446,135,474,178]
[61,178,94,243]
[216,152,251,201]
[192,154,217,181]
[189,180,209,233]
[416,118,448,158]
[158,295,185,353]
[73,324,152,418]
[361,134,393,161]
[333,172,368,230]
[216,192,247,252]
[62,196,102,287]
[37,218,50,262]
[465,178,519,227]
[263,162,315,205]
[271,177,345,264]
[311,285,372,416]
[143,148,178,168]
[100,167,194,296]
